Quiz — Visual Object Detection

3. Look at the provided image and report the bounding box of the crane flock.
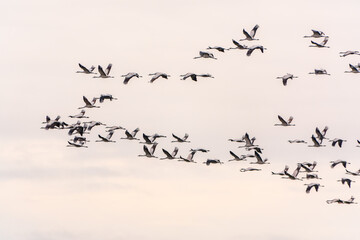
[42,26,360,205]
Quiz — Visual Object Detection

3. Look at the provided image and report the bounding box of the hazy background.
[1,0,360,239]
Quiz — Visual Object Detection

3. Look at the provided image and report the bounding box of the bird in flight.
[94,64,114,78]
[77,63,96,74]
[239,24,260,41]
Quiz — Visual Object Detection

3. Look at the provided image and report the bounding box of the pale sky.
[1,0,360,239]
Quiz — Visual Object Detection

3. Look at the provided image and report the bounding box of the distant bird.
[283,164,302,180]
[309,69,330,75]
[72,136,89,143]
[327,196,356,204]
[339,51,360,57]
[194,51,217,60]
[271,165,289,175]
[304,29,327,38]
[315,126,329,143]
[96,131,116,143]
[78,96,100,109]
[140,133,165,145]
[228,137,245,143]
[180,73,214,81]
[140,133,155,145]
[206,46,226,52]
[121,72,142,84]
[150,133,167,142]
[121,128,140,140]
[329,138,346,148]
[138,143,158,158]
[68,124,87,136]
[98,94,117,103]
[67,140,88,148]
[309,37,330,48]
[275,115,294,126]
[148,72,170,83]
[288,139,307,144]
[240,24,259,41]
[228,39,248,50]
[326,198,343,204]
[308,135,325,147]
[171,133,190,143]
[357,139,360,147]
[94,64,114,78]
[240,167,261,172]
[344,64,360,73]
[337,178,355,188]
[246,45,266,56]
[239,133,257,148]
[85,121,105,131]
[42,115,61,124]
[43,116,67,130]
[190,148,210,153]
[160,147,179,160]
[345,169,360,176]
[77,63,95,74]
[250,151,269,164]
[330,159,350,169]
[304,183,324,193]
[302,173,322,180]
[299,161,317,172]
[69,110,88,119]
[276,74,298,86]
[228,151,248,161]
[179,151,196,163]
[106,125,125,132]
[203,159,223,166]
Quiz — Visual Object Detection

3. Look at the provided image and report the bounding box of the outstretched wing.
[250,24,259,38]
[246,48,255,56]
[278,115,287,125]
[150,143,158,155]
[311,40,322,47]
[79,63,90,73]
[106,63,112,75]
[321,37,329,46]
[230,151,239,160]
[143,134,152,144]
[172,134,183,142]
[292,165,301,177]
[232,39,247,49]
[83,96,92,106]
[172,147,179,157]
[143,145,152,156]
[305,185,313,194]
[311,135,320,146]
[98,134,107,141]
[125,130,133,138]
[132,128,140,137]
[243,29,252,39]
[106,131,114,140]
[349,64,359,72]
[98,65,107,77]
[254,151,263,163]
[123,76,131,84]
[187,151,196,160]
[162,149,173,158]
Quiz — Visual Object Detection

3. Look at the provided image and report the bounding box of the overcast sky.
[1,0,360,239]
